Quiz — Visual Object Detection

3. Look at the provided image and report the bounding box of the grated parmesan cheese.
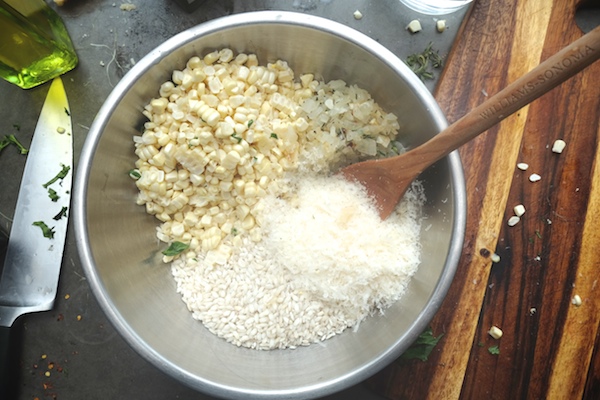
[260,175,423,310]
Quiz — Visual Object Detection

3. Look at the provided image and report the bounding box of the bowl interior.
[76,12,465,400]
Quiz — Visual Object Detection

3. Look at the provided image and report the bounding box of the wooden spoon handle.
[409,25,600,170]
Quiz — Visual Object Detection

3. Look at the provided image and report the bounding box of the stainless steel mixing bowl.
[74,11,466,400]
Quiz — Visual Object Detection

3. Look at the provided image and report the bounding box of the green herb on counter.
[162,241,190,257]
[33,221,55,239]
[43,164,70,188]
[488,345,500,355]
[399,326,444,362]
[0,134,29,155]
[405,42,444,81]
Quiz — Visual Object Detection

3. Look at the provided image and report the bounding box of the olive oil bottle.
[0,0,78,89]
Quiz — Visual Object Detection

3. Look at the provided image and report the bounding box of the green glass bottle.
[0,0,78,89]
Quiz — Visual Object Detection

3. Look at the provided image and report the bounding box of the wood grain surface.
[368,0,600,398]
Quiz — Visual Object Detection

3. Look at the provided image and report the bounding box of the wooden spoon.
[339,25,600,220]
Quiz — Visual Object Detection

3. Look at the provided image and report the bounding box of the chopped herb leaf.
[129,169,142,179]
[53,206,68,220]
[0,134,29,155]
[48,188,60,202]
[43,164,70,188]
[231,133,242,143]
[399,327,443,361]
[231,227,239,236]
[33,221,55,239]
[535,230,542,239]
[247,119,254,127]
[488,345,500,355]
[162,241,189,257]
[270,133,278,139]
[477,342,485,347]
[405,42,444,81]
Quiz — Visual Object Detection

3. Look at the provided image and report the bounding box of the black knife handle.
[0,322,21,400]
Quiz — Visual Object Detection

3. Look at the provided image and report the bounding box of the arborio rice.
[132,49,425,350]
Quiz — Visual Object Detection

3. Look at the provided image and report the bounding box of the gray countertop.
[0,1,468,399]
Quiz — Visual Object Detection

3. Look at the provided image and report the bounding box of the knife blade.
[0,77,72,394]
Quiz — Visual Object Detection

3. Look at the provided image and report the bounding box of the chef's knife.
[0,77,73,395]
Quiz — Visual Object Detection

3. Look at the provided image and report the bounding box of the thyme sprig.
[405,42,445,81]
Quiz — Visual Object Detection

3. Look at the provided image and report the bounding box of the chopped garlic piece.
[514,204,526,217]
[529,173,541,182]
[517,163,529,171]
[572,294,582,306]
[353,10,363,20]
[508,216,520,226]
[491,253,500,263]
[407,20,422,33]
[552,139,566,153]
[436,20,447,32]
[488,326,503,339]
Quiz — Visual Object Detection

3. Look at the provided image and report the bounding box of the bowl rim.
[73,10,466,400]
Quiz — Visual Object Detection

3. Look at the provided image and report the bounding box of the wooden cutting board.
[368,0,600,398]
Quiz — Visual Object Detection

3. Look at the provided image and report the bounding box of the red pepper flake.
[57,313,64,321]
[43,382,54,390]
[57,366,63,373]
[48,362,55,370]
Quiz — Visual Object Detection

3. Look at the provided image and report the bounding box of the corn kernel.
[488,326,503,339]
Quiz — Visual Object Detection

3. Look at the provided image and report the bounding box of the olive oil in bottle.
[0,0,78,89]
